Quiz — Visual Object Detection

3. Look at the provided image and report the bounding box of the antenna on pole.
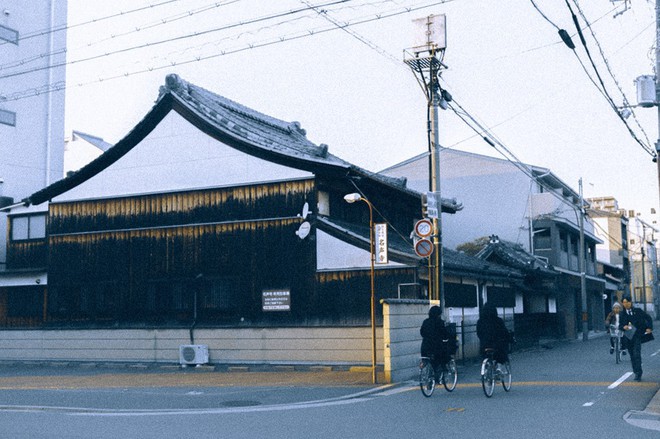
[404,14,448,313]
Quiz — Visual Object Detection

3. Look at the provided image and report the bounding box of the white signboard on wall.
[375,223,388,264]
[262,289,291,311]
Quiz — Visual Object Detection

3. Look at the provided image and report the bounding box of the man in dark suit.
[619,296,653,381]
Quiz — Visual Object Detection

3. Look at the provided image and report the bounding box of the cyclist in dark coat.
[420,305,450,381]
[477,302,511,364]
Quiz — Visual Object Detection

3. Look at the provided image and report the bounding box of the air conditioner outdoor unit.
[179,344,209,366]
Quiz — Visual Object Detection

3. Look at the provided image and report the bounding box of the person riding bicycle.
[477,302,511,366]
[605,302,625,355]
[420,305,451,383]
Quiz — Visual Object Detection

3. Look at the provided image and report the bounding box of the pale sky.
[63,0,660,222]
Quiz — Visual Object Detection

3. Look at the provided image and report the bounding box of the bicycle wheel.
[614,337,621,364]
[443,358,457,392]
[481,359,495,397]
[501,361,512,392]
[419,359,435,397]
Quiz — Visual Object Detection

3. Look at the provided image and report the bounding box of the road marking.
[583,402,594,407]
[377,386,415,396]
[608,372,633,389]
[651,349,660,357]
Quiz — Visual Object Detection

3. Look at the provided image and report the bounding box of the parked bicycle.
[419,354,458,397]
[609,324,623,364]
[480,347,511,397]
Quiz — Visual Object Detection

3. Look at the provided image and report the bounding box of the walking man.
[620,296,653,381]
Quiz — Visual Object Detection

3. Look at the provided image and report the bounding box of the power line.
[0,0,243,73]
[448,97,586,212]
[0,0,452,102]
[570,0,654,155]
[0,0,182,47]
[528,0,655,158]
[0,0,351,81]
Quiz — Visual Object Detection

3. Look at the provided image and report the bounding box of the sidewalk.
[0,360,384,390]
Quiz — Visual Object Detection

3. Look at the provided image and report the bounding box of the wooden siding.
[48,179,316,234]
[6,240,47,269]
[316,268,418,325]
[43,180,321,327]
[6,178,427,329]
[0,287,45,327]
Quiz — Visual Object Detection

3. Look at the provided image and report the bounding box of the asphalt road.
[0,333,658,438]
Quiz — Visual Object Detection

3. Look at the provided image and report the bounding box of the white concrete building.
[0,0,67,270]
[382,149,607,338]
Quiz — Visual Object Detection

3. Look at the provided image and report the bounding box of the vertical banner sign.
[426,191,440,219]
[375,223,388,264]
[262,289,291,311]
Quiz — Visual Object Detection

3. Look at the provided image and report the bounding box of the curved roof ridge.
[161,74,328,159]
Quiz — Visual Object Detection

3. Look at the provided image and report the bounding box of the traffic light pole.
[429,58,445,309]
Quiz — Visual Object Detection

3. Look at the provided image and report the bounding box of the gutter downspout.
[189,273,203,344]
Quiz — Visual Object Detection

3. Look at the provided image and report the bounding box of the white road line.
[377,385,416,396]
[583,402,594,407]
[608,372,633,389]
[74,397,373,417]
[651,349,660,357]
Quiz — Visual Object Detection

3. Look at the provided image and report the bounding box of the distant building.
[382,149,605,338]
[0,1,68,270]
[586,196,630,315]
[628,215,658,318]
[64,131,113,177]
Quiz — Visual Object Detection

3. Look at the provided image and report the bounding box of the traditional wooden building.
[0,75,522,367]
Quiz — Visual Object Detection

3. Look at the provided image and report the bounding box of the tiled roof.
[476,237,555,275]
[315,216,522,281]
[23,74,460,213]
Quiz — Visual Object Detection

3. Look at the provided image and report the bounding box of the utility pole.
[641,222,648,312]
[656,1,660,209]
[405,14,448,312]
[578,178,589,341]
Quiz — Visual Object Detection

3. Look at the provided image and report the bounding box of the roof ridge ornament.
[159,74,190,99]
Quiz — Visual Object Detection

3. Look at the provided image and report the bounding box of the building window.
[11,214,47,241]
[560,232,568,252]
[318,191,330,216]
[0,109,16,127]
[0,24,18,45]
[533,229,551,250]
[201,278,238,311]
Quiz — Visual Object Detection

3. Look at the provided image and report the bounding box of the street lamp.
[344,192,378,384]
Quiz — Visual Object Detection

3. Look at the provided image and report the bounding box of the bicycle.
[609,324,623,364]
[480,348,511,398]
[419,355,458,397]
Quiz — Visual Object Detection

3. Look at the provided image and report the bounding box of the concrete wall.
[0,326,382,366]
[0,302,511,383]
[382,299,428,383]
[382,299,516,383]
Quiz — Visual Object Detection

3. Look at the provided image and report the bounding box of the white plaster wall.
[54,111,313,202]
[384,151,534,250]
[316,229,403,270]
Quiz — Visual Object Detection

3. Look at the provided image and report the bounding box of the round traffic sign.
[414,238,434,258]
[414,219,433,238]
